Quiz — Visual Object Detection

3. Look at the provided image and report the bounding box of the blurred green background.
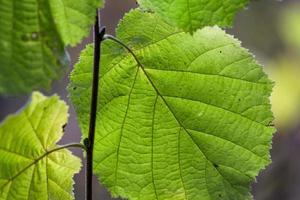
[1,0,300,199]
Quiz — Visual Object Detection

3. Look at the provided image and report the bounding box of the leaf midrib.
[0,146,66,194]
[112,44,264,198]
[138,62,231,198]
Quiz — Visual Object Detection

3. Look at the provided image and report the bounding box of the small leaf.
[0,92,81,200]
[137,0,249,32]
[0,0,103,95]
[69,10,275,200]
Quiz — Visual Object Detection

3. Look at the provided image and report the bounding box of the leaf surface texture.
[138,0,249,32]
[0,92,81,200]
[0,0,103,94]
[69,10,275,200]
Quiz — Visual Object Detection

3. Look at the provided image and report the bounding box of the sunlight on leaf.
[137,0,249,32]
[69,10,275,200]
[0,92,81,200]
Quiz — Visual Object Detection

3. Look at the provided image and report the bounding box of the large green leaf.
[0,92,81,200]
[137,0,249,32]
[69,10,274,200]
[0,0,103,95]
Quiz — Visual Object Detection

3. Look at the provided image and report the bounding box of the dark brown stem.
[86,9,105,200]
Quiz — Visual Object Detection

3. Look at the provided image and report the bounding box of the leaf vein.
[163,95,267,126]
[113,67,139,192]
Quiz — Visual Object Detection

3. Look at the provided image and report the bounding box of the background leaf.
[69,10,275,200]
[279,4,300,51]
[137,0,249,32]
[266,57,300,130]
[0,92,81,200]
[0,0,103,95]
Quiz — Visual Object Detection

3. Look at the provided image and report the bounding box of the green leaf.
[279,3,300,50]
[0,0,103,95]
[69,10,275,200]
[137,0,249,32]
[0,92,81,200]
[267,57,300,130]
[48,0,103,46]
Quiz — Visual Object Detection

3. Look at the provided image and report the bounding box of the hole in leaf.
[31,32,39,40]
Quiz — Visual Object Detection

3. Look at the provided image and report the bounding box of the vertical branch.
[86,9,105,200]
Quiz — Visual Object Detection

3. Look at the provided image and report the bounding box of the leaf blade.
[0,0,103,95]
[69,10,274,200]
[0,92,81,200]
[137,0,249,32]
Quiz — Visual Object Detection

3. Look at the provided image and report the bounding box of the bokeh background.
[1,0,300,199]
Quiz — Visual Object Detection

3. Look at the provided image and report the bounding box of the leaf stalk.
[103,34,142,66]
